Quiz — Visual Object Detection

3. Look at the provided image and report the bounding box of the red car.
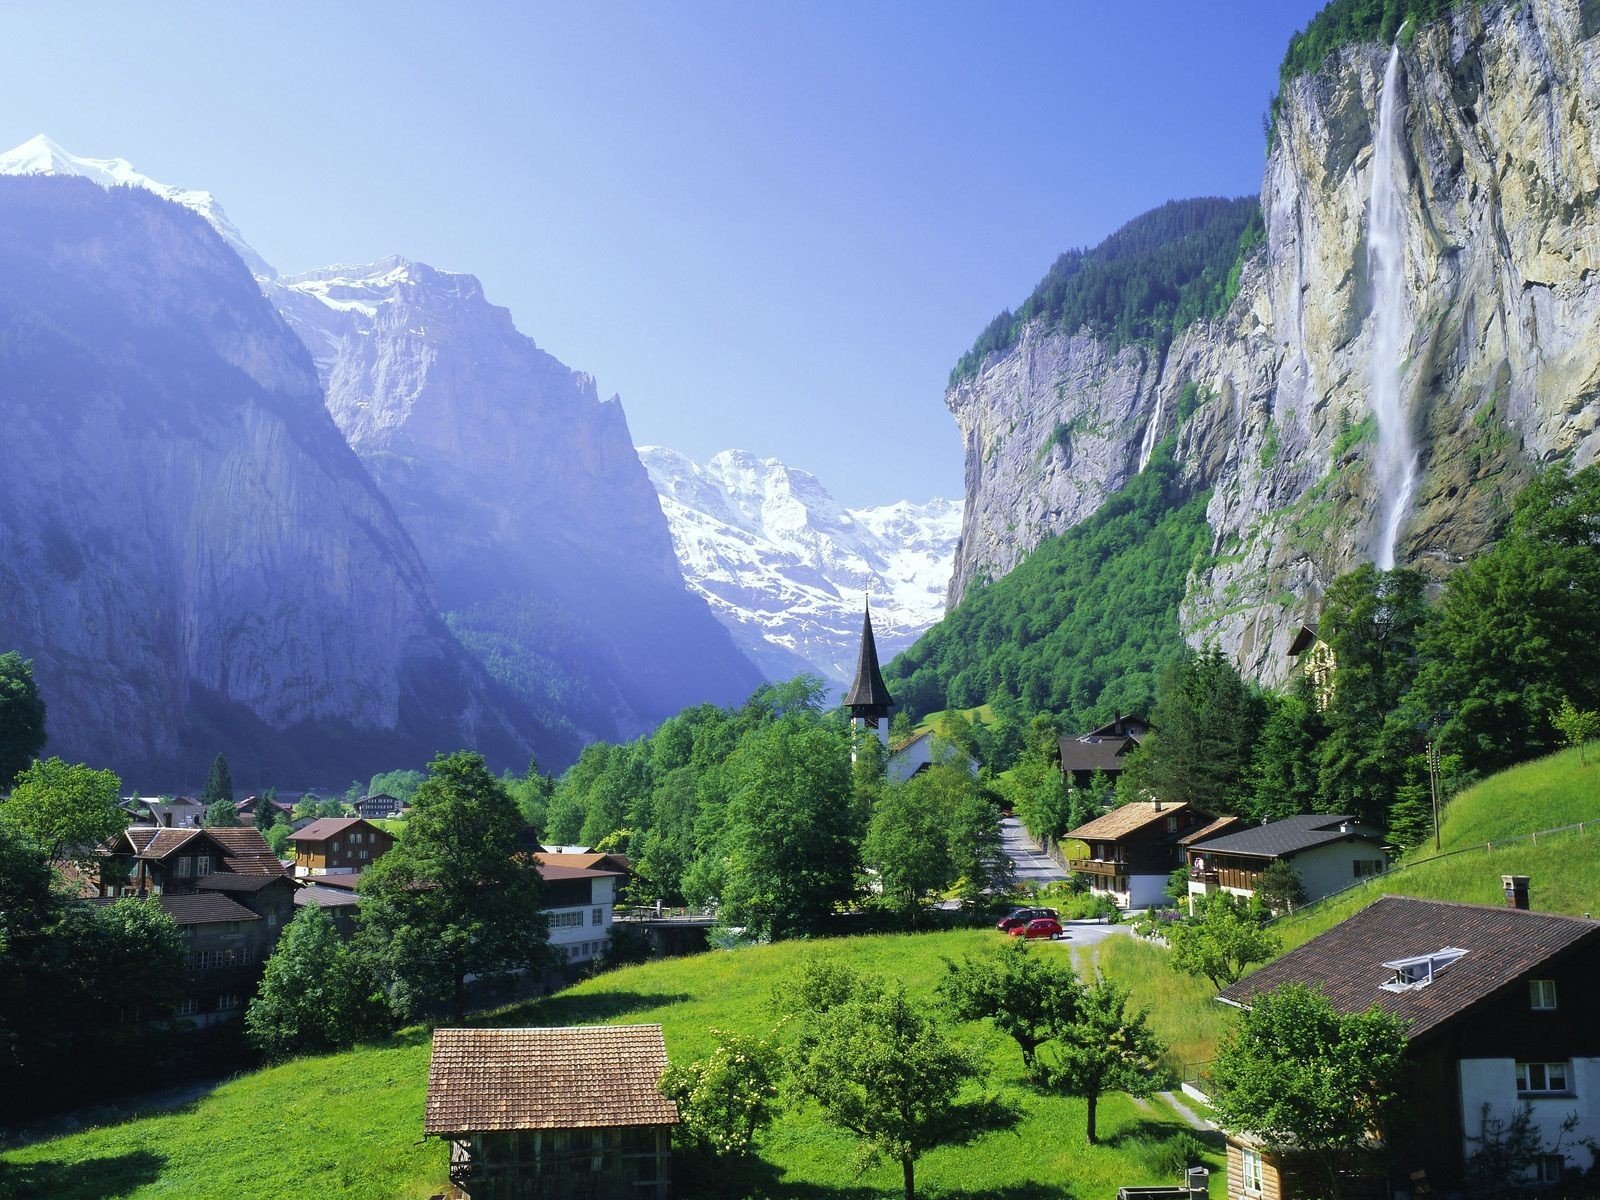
[1010,917,1064,940]
[996,906,1058,932]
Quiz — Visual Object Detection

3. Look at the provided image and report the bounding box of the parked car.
[996,906,1058,932]
[1010,917,1064,940]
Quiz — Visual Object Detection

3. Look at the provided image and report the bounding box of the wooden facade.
[289,817,394,875]
[442,1126,671,1200]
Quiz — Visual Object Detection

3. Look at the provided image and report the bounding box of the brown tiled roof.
[1218,896,1600,1041]
[1179,816,1246,847]
[1067,801,1192,842]
[156,892,261,926]
[288,817,364,843]
[302,871,363,891]
[196,872,286,894]
[206,827,287,876]
[425,1025,679,1134]
[125,827,209,859]
[538,864,626,882]
[536,852,632,876]
[296,884,361,909]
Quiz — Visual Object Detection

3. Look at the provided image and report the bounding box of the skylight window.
[1381,947,1467,991]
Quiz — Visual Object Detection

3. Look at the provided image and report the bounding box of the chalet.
[1064,800,1216,908]
[93,826,293,1022]
[1186,814,1388,911]
[1216,889,1600,1197]
[287,816,394,876]
[425,1024,678,1200]
[1058,714,1149,790]
[1287,624,1336,710]
[235,795,293,823]
[355,792,405,820]
[886,731,980,784]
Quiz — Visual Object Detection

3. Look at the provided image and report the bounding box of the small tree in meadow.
[1041,972,1166,1145]
[1169,892,1278,989]
[938,938,1079,1080]
[1553,697,1600,765]
[1254,860,1307,914]
[659,1029,784,1159]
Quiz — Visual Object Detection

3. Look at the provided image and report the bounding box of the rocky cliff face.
[640,447,960,688]
[948,0,1600,685]
[0,178,541,785]
[268,261,763,742]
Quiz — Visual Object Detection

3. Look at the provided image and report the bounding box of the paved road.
[1000,816,1070,886]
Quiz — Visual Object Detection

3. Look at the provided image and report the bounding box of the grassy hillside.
[1274,745,1600,951]
[2,930,1223,1200]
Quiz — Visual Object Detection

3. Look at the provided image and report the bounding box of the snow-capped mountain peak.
[639,446,960,687]
[0,134,275,278]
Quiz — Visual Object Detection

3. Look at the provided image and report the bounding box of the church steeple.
[845,600,894,747]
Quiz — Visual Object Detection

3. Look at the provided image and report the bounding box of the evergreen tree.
[1143,648,1263,815]
[0,652,46,791]
[200,753,233,808]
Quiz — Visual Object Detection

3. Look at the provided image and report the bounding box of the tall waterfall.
[1368,43,1417,570]
[1136,389,1165,472]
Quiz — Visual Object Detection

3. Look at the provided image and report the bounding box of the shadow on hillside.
[490,989,694,1027]
[679,1159,1076,1200]
[0,1150,166,1200]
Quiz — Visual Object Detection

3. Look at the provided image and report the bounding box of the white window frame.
[1530,979,1558,1011]
[1241,1146,1264,1193]
[196,856,212,876]
[175,856,193,878]
[1516,1061,1571,1096]
[592,907,604,926]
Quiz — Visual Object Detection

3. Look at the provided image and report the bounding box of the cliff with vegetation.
[943,0,1600,687]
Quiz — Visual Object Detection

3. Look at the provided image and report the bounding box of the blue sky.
[2,1,1326,506]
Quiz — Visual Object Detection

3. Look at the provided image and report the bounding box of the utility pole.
[1426,739,1442,853]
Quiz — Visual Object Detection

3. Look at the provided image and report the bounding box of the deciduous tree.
[247,906,389,1061]
[1168,892,1278,989]
[1211,982,1410,1200]
[938,939,1078,1080]
[359,750,547,1020]
[1041,973,1165,1144]
[1552,698,1600,766]
[788,962,981,1200]
[0,757,124,864]
[659,1029,784,1160]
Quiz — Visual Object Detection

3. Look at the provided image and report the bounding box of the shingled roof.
[1190,814,1384,860]
[155,892,262,926]
[843,603,894,711]
[1057,734,1139,775]
[288,817,365,843]
[205,827,287,875]
[1179,815,1246,847]
[124,827,211,859]
[1218,896,1600,1041]
[425,1025,679,1135]
[1067,801,1192,842]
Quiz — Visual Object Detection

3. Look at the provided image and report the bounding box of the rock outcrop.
[0,178,542,786]
[268,261,763,742]
[947,0,1600,685]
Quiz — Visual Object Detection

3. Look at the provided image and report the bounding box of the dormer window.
[1381,947,1467,991]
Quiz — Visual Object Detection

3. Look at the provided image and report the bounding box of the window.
[1537,1154,1565,1184]
[176,856,193,877]
[550,910,584,929]
[332,841,341,854]
[592,908,604,926]
[196,856,212,876]
[1530,979,1558,1010]
[176,998,199,1016]
[351,831,363,845]
[1516,1062,1571,1095]
[1165,816,1178,833]
[1353,859,1384,877]
[267,910,278,928]
[1241,1146,1264,1193]
[216,994,241,1011]
[1382,947,1467,991]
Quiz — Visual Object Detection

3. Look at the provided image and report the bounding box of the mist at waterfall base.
[1368,43,1420,571]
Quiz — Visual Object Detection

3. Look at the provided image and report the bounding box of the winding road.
[1000,816,1070,886]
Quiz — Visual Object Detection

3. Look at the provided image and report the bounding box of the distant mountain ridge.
[640,447,960,687]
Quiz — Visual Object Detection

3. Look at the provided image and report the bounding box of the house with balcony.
[1185,813,1388,911]
[1216,888,1600,1197]
[538,860,627,968]
[1063,801,1217,908]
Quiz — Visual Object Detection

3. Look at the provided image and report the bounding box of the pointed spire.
[844,599,895,714]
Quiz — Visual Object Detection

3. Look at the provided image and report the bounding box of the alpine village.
[8,2,1600,1199]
